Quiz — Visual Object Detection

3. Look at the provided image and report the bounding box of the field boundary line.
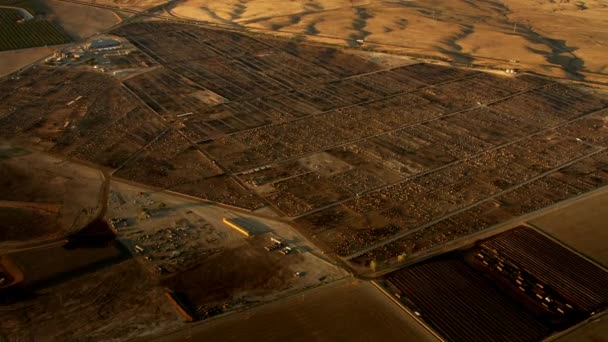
[525,222,608,273]
[294,104,608,221]
[344,146,607,260]
[139,277,354,342]
[110,128,170,175]
[118,80,273,211]
[221,71,483,147]
[370,280,444,342]
[235,79,554,176]
[360,184,608,277]
[543,311,608,342]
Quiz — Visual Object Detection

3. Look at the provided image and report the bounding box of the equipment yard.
[106,180,347,321]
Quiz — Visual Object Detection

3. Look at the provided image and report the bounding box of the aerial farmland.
[1,3,608,341]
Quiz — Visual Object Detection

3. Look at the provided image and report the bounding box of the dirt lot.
[7,240,127,289]
[107,180,348,319]
[161,237,326,319]
[146,279,438,342]
[0,174,348,340]
[0,259,182,341]
[529,190,608,268]
[0,142,104,248]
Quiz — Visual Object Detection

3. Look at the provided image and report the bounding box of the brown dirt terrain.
[0,259,182,341]
[0,65,266,209]
[6,219,127,289]
[555,312,608,342]
[107,180,348,320]
[3,22,608,272]
[41,0,121,40]
[0,143,104,247]
[162,238,300,314]
[0,207,59,242]
[0,45,68,77]
[147,279,438,342]
[0,10,606,341]
[169,0,608,82]
[529,190,608,268]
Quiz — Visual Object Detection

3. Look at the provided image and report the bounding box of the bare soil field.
[555,312,608,342]
[168,0,608,82]
[146,279,438,342]
[0,206,59,242]
[0,142,104,248]
[383,227,608,341]
[41,0,121,39]
[0,200,182,341]
[5,222,127,291]
[0,44,67,77]
[529,190,608,268]
[75,0,166,10]
[0,259,182,341]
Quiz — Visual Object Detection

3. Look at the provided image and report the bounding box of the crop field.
[0,8,70,51]
[388,257,550,342]
[0,0,45,15]
[384,227,608,342]
[2,21,608,271]
[479,227,608,313]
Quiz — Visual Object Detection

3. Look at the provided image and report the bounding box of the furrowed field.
[0,8,71,51]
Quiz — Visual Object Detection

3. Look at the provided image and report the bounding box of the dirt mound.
[64,219,116,248]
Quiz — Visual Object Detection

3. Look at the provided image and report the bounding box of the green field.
[0,8,71,51]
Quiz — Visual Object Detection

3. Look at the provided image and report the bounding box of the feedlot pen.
[1,21,608,273]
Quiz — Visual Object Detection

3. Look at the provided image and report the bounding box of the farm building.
[88,39,121,51]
